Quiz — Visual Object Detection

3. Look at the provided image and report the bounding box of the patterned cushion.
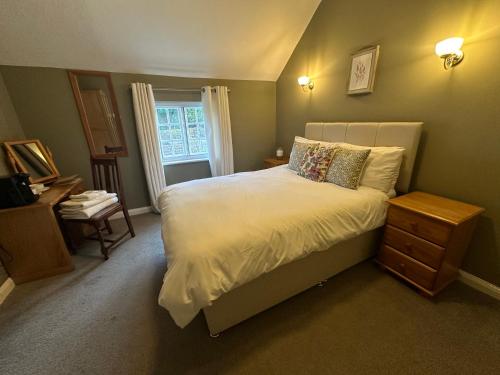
[326,147,371,189]
[298,145,337,182]
[288,138,319,172]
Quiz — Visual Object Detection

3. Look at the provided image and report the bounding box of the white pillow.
[337,142,405,193]
[294,136,317,144]
[295,136,337,149]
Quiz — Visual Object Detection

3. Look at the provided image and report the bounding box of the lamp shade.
[435,37,464,57]
[297,76,311,86]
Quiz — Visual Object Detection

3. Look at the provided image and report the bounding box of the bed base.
[203,229,381,336]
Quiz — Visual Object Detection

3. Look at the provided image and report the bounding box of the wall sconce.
[298,76,314,91]
[435,37,464,70]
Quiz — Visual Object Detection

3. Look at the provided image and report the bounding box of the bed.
[158,122,422,336]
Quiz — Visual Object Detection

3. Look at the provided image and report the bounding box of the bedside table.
[263,157,289,169]
[376,191,484,296]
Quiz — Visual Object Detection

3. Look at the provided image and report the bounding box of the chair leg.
[104,219,113,234]
[60,219,77,254]
[93,222,109,260]
[123,207,135,237]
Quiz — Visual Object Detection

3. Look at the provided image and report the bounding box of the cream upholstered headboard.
[305,122,423,192]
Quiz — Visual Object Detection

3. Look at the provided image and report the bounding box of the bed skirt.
[203,228,382,335]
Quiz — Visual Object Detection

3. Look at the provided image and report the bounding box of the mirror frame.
[67,70,128,157]
[3,139,60,184]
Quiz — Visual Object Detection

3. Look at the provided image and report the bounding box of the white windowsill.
[163,158,209,166]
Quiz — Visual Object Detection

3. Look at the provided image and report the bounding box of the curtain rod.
[152,87,231,93]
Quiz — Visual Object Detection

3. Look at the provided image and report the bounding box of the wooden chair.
[61,155,135,259]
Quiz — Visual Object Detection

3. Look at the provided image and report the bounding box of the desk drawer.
[387,206,452,246]
[384,225,444,269]
[378,245,437,290]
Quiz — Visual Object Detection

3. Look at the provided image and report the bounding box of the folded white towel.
[61,197,118,219]
[60,193,117,209]
[69,190,107,201]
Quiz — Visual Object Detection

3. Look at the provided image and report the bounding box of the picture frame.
[346,45,380,95]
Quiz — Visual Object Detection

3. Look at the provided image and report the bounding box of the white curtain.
[131,82,166,213]
[201,86,234,176]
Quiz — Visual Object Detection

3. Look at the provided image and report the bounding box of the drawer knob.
[398,263,406,273]
[410,222,419,231]
[405,243,413,252]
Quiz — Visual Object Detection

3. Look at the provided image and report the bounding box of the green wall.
[276,0,500,284]
[0,72,25,176]
[0,72,24,283]
[0,66,276,209]
[163,160,211,186]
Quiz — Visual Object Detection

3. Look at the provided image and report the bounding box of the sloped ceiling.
[0,0,321,81]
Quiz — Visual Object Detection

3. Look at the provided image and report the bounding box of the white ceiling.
[0,0,320,81]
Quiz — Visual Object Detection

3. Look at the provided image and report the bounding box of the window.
[155,102,209,164]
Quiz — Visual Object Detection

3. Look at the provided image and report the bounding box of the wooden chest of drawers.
[376,191,484,296]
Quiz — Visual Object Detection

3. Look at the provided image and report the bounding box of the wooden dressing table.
[0,178,85,284]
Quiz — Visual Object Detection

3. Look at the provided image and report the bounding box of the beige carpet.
[0,213,499,375]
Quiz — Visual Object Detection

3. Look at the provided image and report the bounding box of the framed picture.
[346,45,380,95]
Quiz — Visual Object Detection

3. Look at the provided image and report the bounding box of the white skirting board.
[109,206,153,220]
[458,270,500,300]
[0,278,15,305]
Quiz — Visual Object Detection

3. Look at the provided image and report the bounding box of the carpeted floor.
[0,213,499,375]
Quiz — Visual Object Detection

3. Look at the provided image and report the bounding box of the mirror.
[68,70,128,157]
[4,139,60,183]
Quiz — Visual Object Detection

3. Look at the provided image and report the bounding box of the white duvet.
[158,165,390,328]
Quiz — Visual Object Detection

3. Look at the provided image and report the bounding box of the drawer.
[387,206,452,246]
[378,245,437,290]
[383,225,445,269]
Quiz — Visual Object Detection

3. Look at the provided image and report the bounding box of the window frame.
[155,101,209,165]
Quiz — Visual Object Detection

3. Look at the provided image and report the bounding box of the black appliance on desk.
[0,173,39,209]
